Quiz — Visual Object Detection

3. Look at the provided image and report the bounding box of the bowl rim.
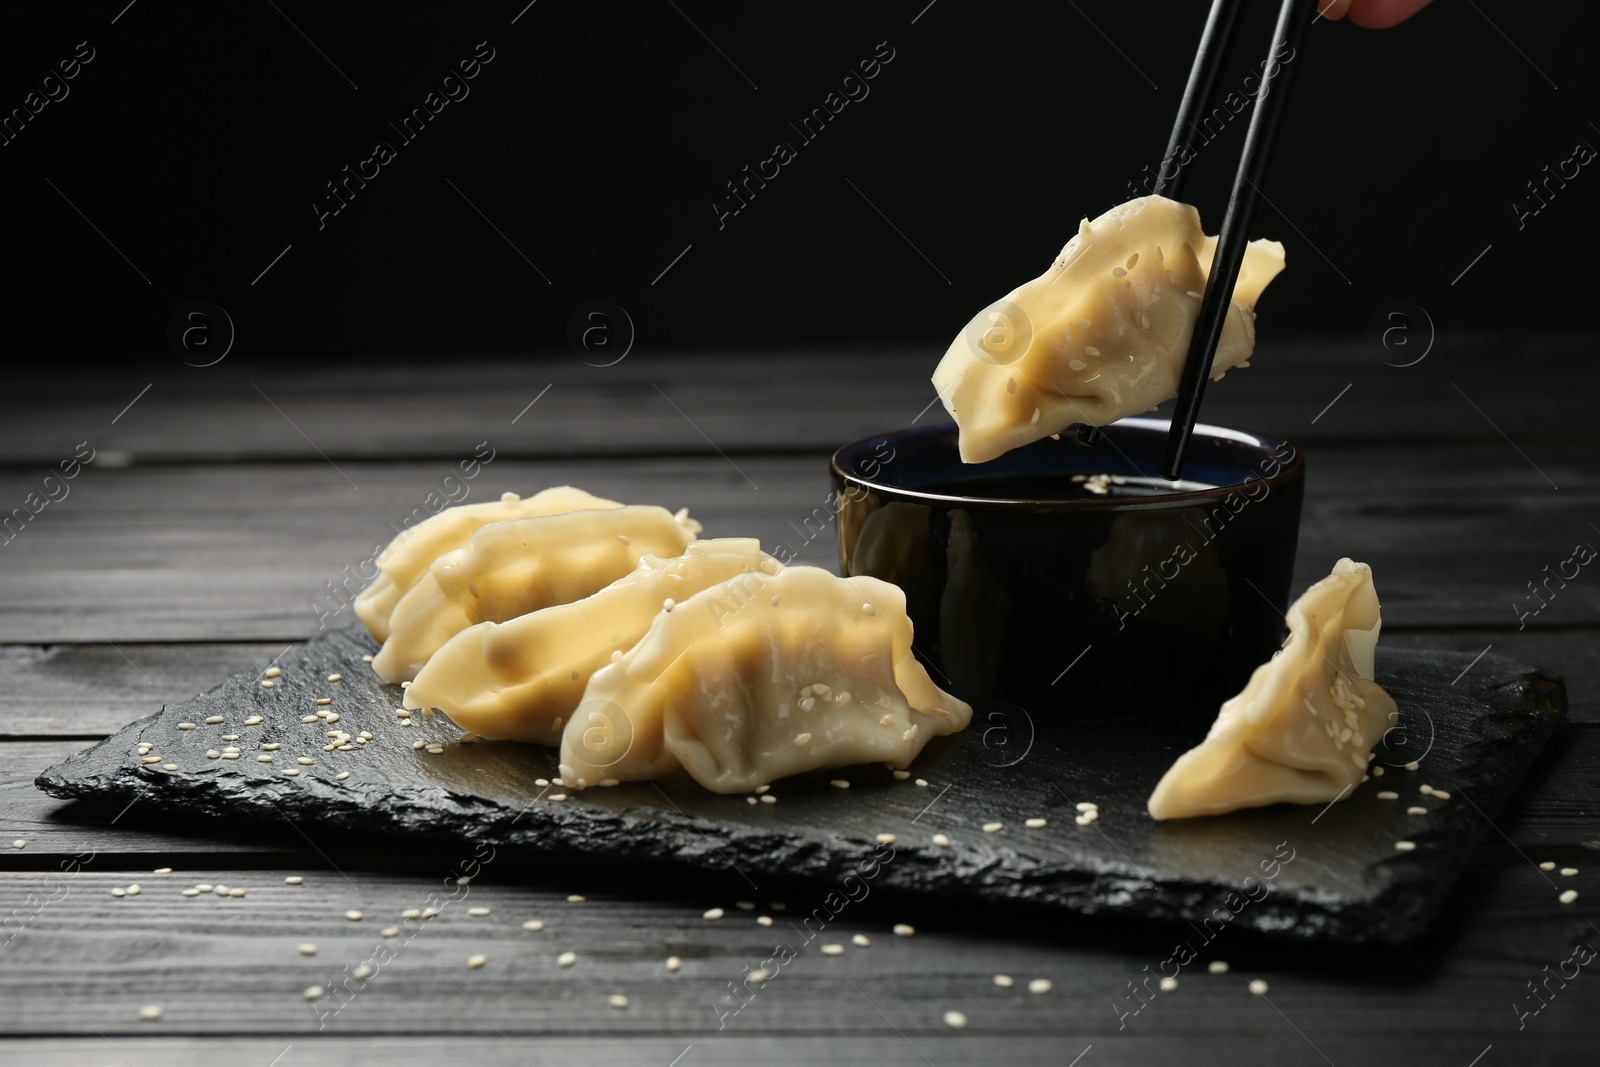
[828,417,1305,511]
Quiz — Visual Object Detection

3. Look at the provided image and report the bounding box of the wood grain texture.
[1,335,1594,465]
[0,441,1596,645]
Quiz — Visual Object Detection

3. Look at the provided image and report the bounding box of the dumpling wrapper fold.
[933,195,1285,463]
[559,566,972,793]
[354,487,622,642]
[403,538,779,743]
[1146,558,1398,820]
[372,504,701,681]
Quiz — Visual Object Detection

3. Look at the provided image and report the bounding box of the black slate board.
[37,625,1564,943]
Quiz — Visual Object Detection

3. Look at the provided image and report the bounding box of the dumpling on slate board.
[403,539,780,744]
[932,195,1285,464]
[372,504,703,682]
[559,565,973,794]
[1147,558,1399,820]
[355,486,623,642]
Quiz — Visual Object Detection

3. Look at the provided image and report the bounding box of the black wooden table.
[2,341,1597,1064]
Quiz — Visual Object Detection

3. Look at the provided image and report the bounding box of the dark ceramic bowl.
[830,418,1305,719]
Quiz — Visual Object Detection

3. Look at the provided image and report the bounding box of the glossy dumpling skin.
[559,566,973,793]
[372,505,702,682]
[403,539,779,743]
[355,487,622,642]
[1146,558,1398,820]
[932,195,1286,463]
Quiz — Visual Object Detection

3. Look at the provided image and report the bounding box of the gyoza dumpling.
[355,487,622,641]
[403,539,780,743]
[372,505,702,681]
[559,566,972,793]
[1146,558,1398,820]
[932,195,1286,463]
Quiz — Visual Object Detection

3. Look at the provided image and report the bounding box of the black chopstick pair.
[1077,0,1315,479]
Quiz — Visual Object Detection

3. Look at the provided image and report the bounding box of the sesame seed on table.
[1,343,1599,1065]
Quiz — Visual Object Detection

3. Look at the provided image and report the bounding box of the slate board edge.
[35,632,1566,945]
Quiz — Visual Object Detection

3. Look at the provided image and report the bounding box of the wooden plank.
[1,443,1597,645]
[1,335,1595,466]
[0,850,1594,1044]
[0,643,286,739]
[5,1036,1573,1067]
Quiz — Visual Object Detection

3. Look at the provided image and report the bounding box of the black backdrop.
[1,0,1595,364]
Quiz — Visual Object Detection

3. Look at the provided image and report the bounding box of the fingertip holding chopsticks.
[1152,0,1315,480]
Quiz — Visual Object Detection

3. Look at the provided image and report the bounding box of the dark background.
[0,0,1594,364]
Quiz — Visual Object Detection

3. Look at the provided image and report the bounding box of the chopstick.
[1159,0,1315,480]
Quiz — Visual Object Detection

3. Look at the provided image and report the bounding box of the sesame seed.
[162,763,178,771]
[111,888,125,897]
[892,770,910,780]
[1405,762,1419,771]
[467,954,487,969]
[1560,890,1579,904]
[153,867,172,875]
[1075,802,1097,812]
[1372,766,1384,776]
[666,955,682,973]
[757,916,773,927]
[1159,977,1178,992]
[600,778,619,787]
[1432,790,1451,800]
[522,920,545,932]
[993,974,1014,988]
[140,756,161,764]
[316,698,331,706]
[1395,841,1417,852]
[1025,818,1047,829]
[1407,806,1427,815]
[558,951,577,967]
[206,750,220,759]
[735,901,755,910]
[1208,961,1229,974]
[302,716,319,724]
[876,833,897,844]
[413,740,425,750]
[362,654,373,663]
[353,964,374,980]
[1376,791,1399,800]
[220,752,240,760]
[568,894,586,903]
[468,907,491,917]
[422,907,440,918]
[830,779,850,789]
[915,779,928,787]
[1540,861,1556,871]
[178,722,197,731]
[1561,867,1578,876]
[821,944,845,956]
[608,994,629,1009]
[282,768,300,777]
[345,910,363,921]
[304,986,325,1000]
[549,793,568,802]
[1249,979,1269,996]
[265,667,281,679]
[229,888,245,898]
[983,822,1003,833]
[748,967,771,982]
[205,715,225,725]
[259,755,273,763]
[746,797,758,806]
[1420,784,1436,796]
[298,943,317,956]
[1028,978,1052,994]
[943,1010,968,1029]
[327,674,342,683]
[138,1005,163,1021]
[932,833,951,847]
[262,680,275,689]
[703,908,725,920]
[1084,346,1101,357]
[196,884,214,892]
[893,923,915,937]
[335,772,349,782]
[852,934,871,948]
